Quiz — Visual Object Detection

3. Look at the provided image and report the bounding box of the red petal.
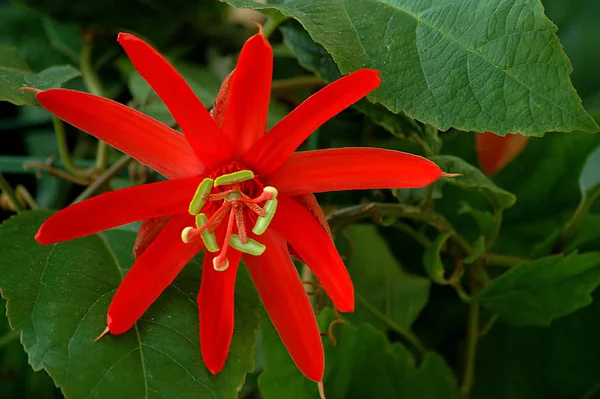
[476,132,529,176]
[133,216,172,259]
[271,196,354,312]
[244,230,324,382]
[118,33,233,168]
[266,148,442,196]
[35,178,201,244]
[198,231,242,375]
[221,33,273,156]
[210,71,234,129]
[242,69,381,175]
[108,214,202,334]
[36,89,203,179]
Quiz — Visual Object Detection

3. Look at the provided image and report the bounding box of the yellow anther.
[214,170,254,186]
[229,234,266,255]
[189,178,214,215]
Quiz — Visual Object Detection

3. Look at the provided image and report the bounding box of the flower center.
[181,163,278,271]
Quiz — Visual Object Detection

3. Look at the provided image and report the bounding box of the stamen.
[227,192,242,202]
[181,226,197,243]
[205,191,233,201]
[234,206,247,243]
[189,178,214,215]
[212,204,237,271]
[229,234,266,255]
[252,198,278,235]
[207,203,232,233]
[195,213,219,252]
[214,170,255,186]
[213,256,230,271]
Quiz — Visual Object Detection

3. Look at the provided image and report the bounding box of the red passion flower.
[34,31,442,382]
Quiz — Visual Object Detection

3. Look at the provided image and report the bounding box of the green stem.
[301,264,318,309]
[15,186,38,210]
[478,314,498,337]
[420,184,435,210]
[555,189,600,252]
[0,155,97,174]
[271,75,324,91]
[0,173,24,212]
[326,202,454,233]
[73,155,131,204]
[52,116,91,177]
[392,222,431,247]
[461,302,480,398]
[262,12,288,39]
[358,295,427,357]
[80,31,109,172]
[485,253,529,267]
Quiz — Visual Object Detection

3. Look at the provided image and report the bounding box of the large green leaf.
[280,21,441,153]
[340,225,430,331]
[0,45,79,106]
[225,0,597,135]
[474,253,600,326]
[431,155,516,209]
[0,211,260,398]
[259,308,461,399]
[473,293,600,399]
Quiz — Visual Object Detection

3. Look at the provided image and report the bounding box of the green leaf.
[280,21,441,153]
[0,211,259,398]
[259,308,461,399]
[0,301,61,399]
[0,3,81,70]
[579,145,600,198]
[474,253,600,326]
[340,225,430,330]
[566,215,600,252]
[422,231,453,284]
[431,155,516,209]
[474,294,600,399]
[225,0,597,135]
[0,45,79,106]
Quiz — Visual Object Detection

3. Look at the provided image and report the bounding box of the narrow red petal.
[476,132,529,176]
[36,89,203,179]
[118,33,233,167]
[266,148,442,196]
[108,214,203,334]
[35,178,201,244]
[271,196,354,312]
[198,230,242,375]
[244,231,324,382]
[221,33,273,156]
[242,69,381,175]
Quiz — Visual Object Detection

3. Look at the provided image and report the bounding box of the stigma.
[181,167,278,271]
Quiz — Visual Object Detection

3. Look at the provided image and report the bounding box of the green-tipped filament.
[252,198,277,235]
[194,213,219,252]
[214,170,254,186]
[189,178,214,215]
[229,234,266,255]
